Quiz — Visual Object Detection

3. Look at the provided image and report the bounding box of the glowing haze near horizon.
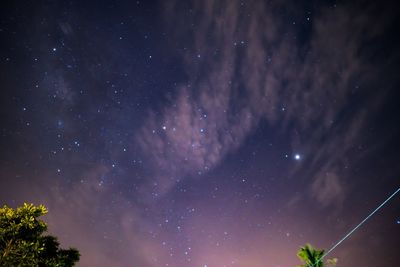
[1,0,400,266]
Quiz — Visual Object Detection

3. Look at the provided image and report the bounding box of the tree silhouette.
[297,243,337,267]
[0,203,80,266]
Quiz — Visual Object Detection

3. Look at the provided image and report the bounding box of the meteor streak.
[309,186,400,267]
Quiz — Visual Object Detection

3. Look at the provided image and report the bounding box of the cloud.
[310,171,345,208]
[59,22,74,36]
[136,0,391,202]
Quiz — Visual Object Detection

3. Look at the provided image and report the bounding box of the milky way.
[1,1,400,266]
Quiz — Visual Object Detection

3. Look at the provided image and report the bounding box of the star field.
[1,0,400,266]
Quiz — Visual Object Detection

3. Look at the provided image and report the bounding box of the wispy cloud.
[137,0,391,207]
[310,171,346,209]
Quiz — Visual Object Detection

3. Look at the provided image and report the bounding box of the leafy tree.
[0,203,80,266]
[297,243,337,267]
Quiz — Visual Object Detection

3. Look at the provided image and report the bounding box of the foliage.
[0,203,80,266]
[297,243,337,267]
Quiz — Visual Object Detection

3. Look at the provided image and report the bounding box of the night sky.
[1,0,400,266]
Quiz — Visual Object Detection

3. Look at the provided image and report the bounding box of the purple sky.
[1,0,400,266]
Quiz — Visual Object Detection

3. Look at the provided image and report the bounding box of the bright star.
[294,154,301,160]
